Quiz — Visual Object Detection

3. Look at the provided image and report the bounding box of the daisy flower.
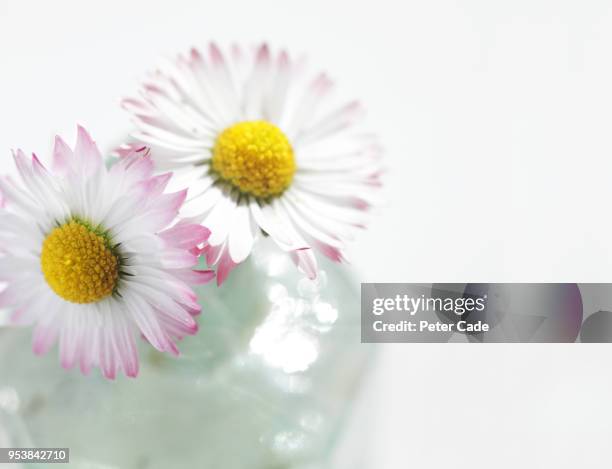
[0,127,213,379]
[122,42,382,285]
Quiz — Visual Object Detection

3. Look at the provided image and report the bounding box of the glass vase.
[0,237,370,468]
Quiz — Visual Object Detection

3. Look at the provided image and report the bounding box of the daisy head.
[122,42,382,285]
[0,126,213,379]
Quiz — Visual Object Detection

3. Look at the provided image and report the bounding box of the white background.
[2,0,612,467]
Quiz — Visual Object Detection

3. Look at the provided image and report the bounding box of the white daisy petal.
[138,87,217,137]
[0,176,40,216]
[132,131,207,154]
[243,43,273,119]
[285,73,334,139]
[205,43,241,120]
[165,53,229,128]
[286,187,370,228]
[293,179,382,207]
[294,101,364,146]
[10,280,58,326]
[264,50,292,124]
[249,199,307,252]
[202,190,237,246]
[106,308,139,378]
[280,198,345,249]
[228,203,255,263]
[180,184,224,219]
[132,119,212,150]
[122,289,177,356]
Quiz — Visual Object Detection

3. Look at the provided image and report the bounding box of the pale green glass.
[0,238,370,468]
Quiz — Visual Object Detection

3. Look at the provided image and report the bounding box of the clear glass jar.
[0,237,370,468]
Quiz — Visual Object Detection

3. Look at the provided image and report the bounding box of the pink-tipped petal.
[59,325,79,370]
[113,142,147,158]
[217,251,239,286]
[290,248,318,280]
[78,327,95,375]
[203,243,224,266]
[159,223,211,250]
[139,172,172,197]
[209,42,225,65]
[113,147,154,182]
[12,149,32,182]
[52,136,74,174]
[171,269,215,285]
[32,323,59,356]
[113,319,139,378]
[256,43,270,64]
[75,125,103,176]
[100,330,117,380]
[153,189,188,225]
[160,248,198,269]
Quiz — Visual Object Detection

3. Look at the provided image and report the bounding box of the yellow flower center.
[41,220,119,304]
[211,120,296,198]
